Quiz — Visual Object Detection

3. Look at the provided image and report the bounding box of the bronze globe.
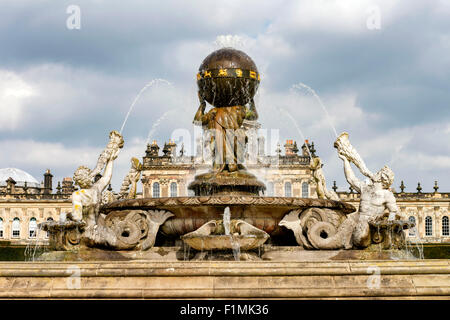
[197,47,260,108]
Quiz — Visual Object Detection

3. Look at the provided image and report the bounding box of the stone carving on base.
[41,212,85,251]
[181,219,269,251]
[279,208,357,250]
[83,209,173,250]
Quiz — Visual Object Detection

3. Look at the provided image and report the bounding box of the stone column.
[274,181,283,197]
[160,179,169,197]
[417,207,424,238]
[178,179,186,197]
[434,206,441,237]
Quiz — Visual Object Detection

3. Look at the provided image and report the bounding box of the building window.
[442,216,449,236]
[29,218,37,238]
[302,182,309,198]
[170,182,177,197]
[267,182,274,196]
[152,182,160,198]
[46,217,53,238]
[12,218,20,238]
[284,182,292,197]
[425,216,433,236]
[408,216,416,236]
[0,218,3,238]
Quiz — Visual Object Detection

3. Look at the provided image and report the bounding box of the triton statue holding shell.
[334,132,411,248]
[72,130,124,227]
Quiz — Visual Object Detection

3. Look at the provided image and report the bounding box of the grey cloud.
[0,0,449,191]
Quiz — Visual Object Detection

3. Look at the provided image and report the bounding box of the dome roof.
[0,168,40,188]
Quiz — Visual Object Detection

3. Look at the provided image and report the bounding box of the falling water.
[231,239,241,261]
[407,226,424,259]
[291,83,338,138]
[223,206,231,236]
[279,107,313,158]
[223,206,241,261]
[146,109,177,145]
[24,226,45,261]
[119,79,172,134]
[214,35,245,49]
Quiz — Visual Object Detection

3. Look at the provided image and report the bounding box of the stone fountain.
[4,47,449,300]
[37,48,415,260]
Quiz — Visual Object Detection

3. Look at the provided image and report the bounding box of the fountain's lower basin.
[181,234,269,251]
[101,196,356,238]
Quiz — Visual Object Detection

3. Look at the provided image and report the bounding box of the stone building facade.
[141,138,315,199]
[0,169,73,246]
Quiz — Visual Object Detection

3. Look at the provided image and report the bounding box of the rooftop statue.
[310,156,339,201]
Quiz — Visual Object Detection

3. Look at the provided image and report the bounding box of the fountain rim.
[100,196,356,214]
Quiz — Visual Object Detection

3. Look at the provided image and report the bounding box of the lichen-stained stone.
[0,260,448,299]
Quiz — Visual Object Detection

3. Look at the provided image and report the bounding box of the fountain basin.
[181,234,269,251]
[101,196,355,238]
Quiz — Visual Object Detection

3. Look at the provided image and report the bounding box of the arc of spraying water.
[279,107,313,159]
[145,109,177,145]
[291,83,338,138]
[120,79,173,134]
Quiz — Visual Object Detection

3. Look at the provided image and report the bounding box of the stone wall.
[0,199,71,245]
[0,260,448,299]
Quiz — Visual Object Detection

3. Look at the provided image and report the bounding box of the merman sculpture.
[42,131,173,251]
[334,132,413,249]
[72,130,124,227]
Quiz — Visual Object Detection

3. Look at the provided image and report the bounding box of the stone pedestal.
[0,257,449,299]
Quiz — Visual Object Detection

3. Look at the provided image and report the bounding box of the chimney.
[167,139,177,157]
[43,169,53,194]
[284,139,295,156]
[6,177,16,194]
[146,140,160,157]
[62,177,74,194]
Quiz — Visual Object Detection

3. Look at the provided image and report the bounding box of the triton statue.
[334,132,408,248]
[72,130,124,227]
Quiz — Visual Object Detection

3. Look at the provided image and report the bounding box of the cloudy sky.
[0,0,449,193]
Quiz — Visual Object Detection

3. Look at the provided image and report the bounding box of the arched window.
[267,182,274,196]
[12,218,20,238]
[152,182,160,198]
[29,218,37,238]
[284,182,292,197]
[46,217,53,238]
[442,216,449,236]
[302,182,309,198]
[408,216,416,236]
[0,218,3,238]
[170,182,177,197]
[425,216,433,236]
